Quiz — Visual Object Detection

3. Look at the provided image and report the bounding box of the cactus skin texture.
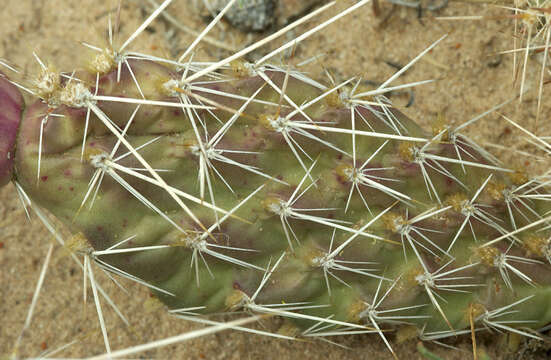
[0,73,24,187]
[4,50,551,354]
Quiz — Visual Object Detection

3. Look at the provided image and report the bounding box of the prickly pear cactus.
[2,0,551,358]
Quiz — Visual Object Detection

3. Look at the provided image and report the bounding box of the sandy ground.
[1,0,551,359]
